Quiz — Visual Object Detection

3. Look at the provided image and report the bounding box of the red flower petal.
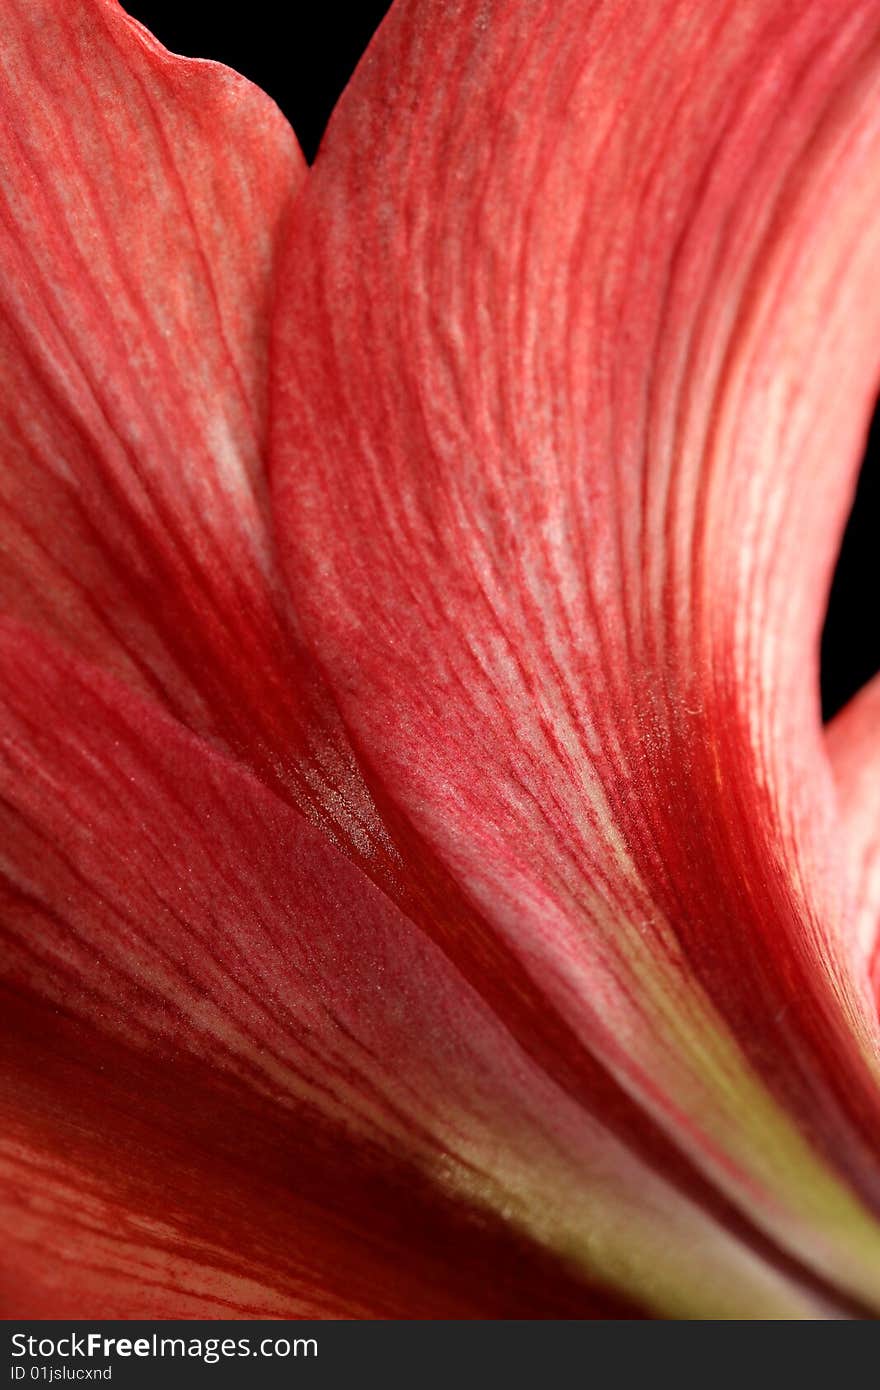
[5,0,880,1317]
[0,623,832,1317]
[0,0,361,821]
[271,0,880,1303]
[1,997,636,1319]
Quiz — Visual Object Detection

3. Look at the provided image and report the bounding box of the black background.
[127,2,389,165]
[126,1,877,724]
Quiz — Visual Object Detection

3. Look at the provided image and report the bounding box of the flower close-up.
[4,0,880,1321]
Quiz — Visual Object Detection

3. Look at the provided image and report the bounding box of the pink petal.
[0,623,833,1317]
[0,0,354,817]
[270,0,880,1303]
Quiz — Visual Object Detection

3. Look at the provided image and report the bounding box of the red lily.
[2,0,880,1319]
